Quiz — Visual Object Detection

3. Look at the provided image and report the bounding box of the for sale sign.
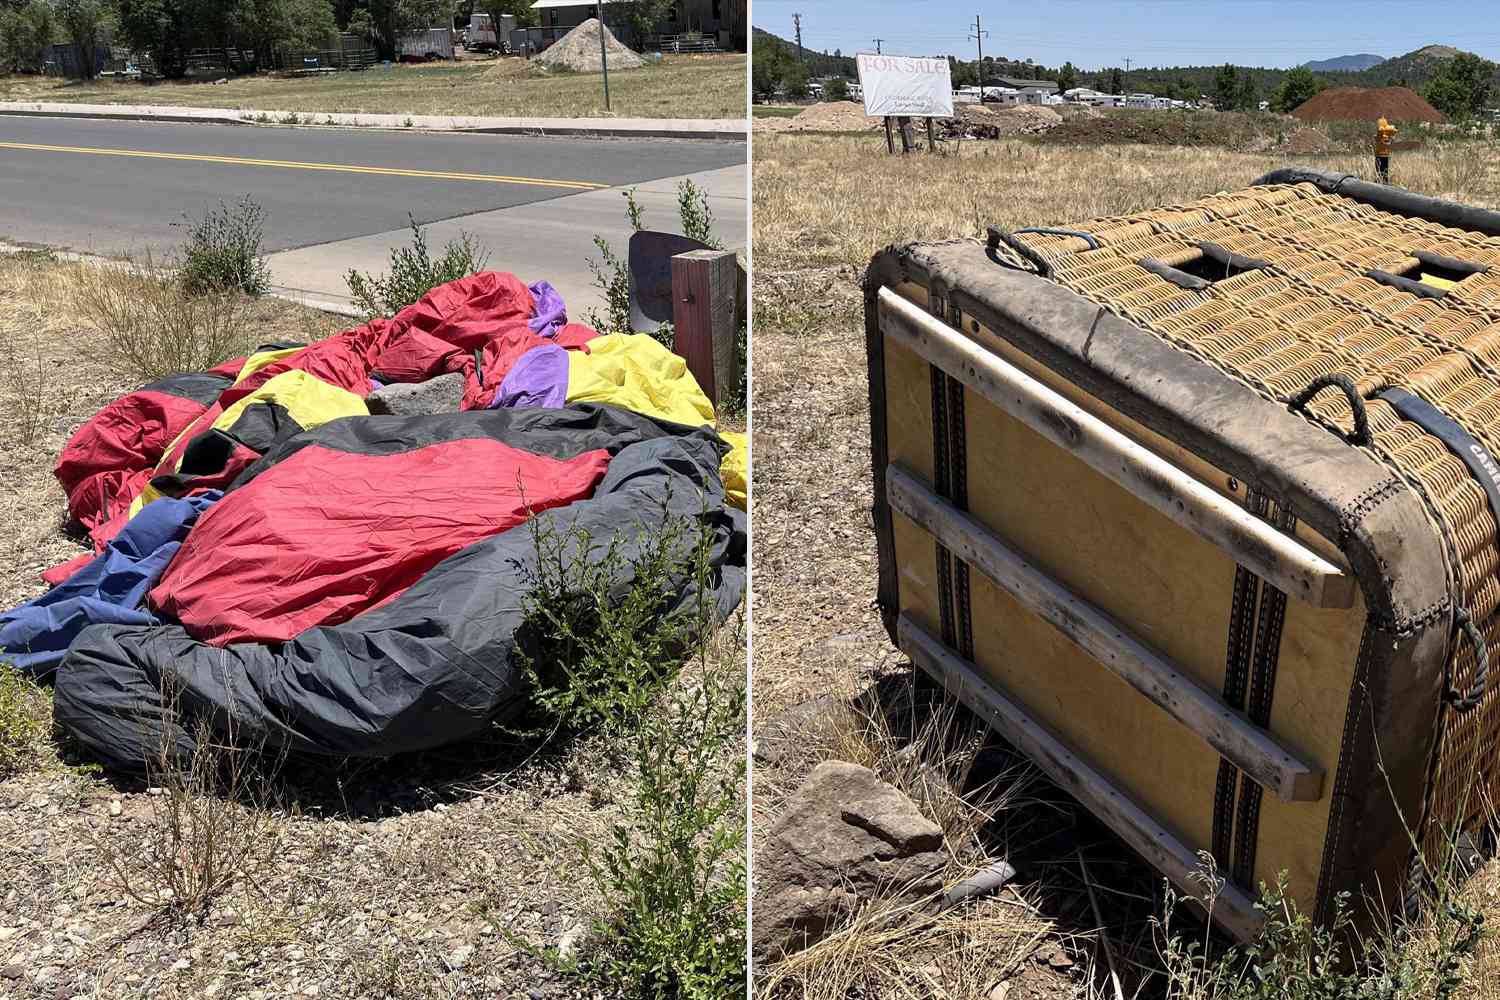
[856,53,954,118]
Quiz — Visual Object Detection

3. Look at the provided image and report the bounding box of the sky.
[751,0,1500,71]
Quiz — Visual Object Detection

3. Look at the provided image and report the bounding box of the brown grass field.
[750,134,1500,998]
[0,53,747,120]
[0,250,746,999]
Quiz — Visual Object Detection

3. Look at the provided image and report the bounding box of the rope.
[1287,374,1371,447]
[1449,608,1490,713]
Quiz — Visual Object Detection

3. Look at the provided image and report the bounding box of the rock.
[752,696,847,766]
[366,373,466,417]
[445,944,474,970]
[108,800,122,817]
[752,760,946,961]
[556,923,585,961]
[988,982,1012,1000]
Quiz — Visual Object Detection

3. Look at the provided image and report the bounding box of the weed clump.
[0,667,49,779]
[346,215,489,317]
[175,195,271,297]
[74,254,254,381]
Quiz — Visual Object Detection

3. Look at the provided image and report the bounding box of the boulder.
[366,373,466,416]
[753,760,946,962]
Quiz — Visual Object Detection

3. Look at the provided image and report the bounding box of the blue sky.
[752,1,1500,71]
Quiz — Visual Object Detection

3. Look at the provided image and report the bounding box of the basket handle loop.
[1448,608,1490,714]
[1287,374,1371,447]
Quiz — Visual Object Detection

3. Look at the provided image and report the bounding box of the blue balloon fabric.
[0,492,220,675]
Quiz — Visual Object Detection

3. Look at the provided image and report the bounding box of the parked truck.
[467,13,516,52]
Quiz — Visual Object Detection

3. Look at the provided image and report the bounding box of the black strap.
[1379,387,1500,542]
[1289,374,1371,446]
[1367,269,1448,300]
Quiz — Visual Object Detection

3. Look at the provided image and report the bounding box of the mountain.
[1302,53,1384,72]
[1347,45,1488,88]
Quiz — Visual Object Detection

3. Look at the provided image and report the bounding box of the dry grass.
[0,53,748,119]
[750,135,1500,999]
[70,255,261,382]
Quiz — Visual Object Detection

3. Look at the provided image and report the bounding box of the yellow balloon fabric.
[129,369,368,517]
[566,334,746,509]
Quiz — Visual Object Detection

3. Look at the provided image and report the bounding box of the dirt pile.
[538,17,643,72]
[777,101,882,133]
[1292,86,1444,123]
[944,103,1063,138]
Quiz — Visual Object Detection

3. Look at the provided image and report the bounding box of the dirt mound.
[538,17,642,73]
[781,101,882,133]
[944,103,1064,139]
[1276,126,1331,154]
[1292,86,1444,123]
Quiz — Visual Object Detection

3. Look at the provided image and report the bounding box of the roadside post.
[857,53,953,155]
[671,249,740,407]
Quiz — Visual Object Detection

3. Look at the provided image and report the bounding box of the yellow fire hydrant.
[1375,116,1398,182]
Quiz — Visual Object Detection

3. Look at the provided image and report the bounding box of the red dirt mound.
[1292,86,1445,123]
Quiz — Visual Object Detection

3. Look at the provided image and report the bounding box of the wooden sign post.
[670,249,741,407]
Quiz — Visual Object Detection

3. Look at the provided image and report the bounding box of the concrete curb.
[0,101,746,141]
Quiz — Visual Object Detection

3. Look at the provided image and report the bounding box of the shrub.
[175,196,271,297]
[0,667,49,779]
[517,499,706,733]
[583,188,645,334]
[345,215,490,318]
[572,653,747,1000]
[677,178,722,250]
[517,505,747,998]
[73,257,255,381]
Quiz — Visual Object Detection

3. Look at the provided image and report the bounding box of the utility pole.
[596,0,610,110]
[873,38,883,54]
[1124,56,1132,73]
[793,12,804,62]
[969,14,988,94]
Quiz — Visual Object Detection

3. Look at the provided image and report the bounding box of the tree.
[824,76,847,101]
[1213,62,1239,110]
[1055,60,1076,94]
[1270,65,1321,113]
[54,0,109,78]
[1106,66,1123,94]
[615,0,672,49]
[1236,69,1258,110]
[1425,52,1497,121]
[0,0,54,73]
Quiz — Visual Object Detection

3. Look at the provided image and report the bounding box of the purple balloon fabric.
[492,343,570,410]
[527,281,567,338]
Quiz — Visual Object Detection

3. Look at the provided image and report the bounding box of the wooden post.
[898,115,915,153]
[925,115,937,151]
[884,115,896,154]
[671,249,740,407]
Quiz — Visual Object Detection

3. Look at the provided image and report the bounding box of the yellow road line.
[0,140,610,190]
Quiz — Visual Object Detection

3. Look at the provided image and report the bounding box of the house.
[991,75,1056,90]
[528,0,743,50]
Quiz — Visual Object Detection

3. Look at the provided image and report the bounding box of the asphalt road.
[0,115,746,257]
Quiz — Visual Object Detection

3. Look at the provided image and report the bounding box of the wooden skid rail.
[887,463,1325,802]
[877,287,1356,610]
[897,613,1266,943]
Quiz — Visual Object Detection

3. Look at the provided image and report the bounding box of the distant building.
[991,75,1057,90]
[527,0,743,50]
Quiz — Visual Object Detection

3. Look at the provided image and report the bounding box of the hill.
[752,27,855,79]
[1341,44,1494,89]
[1302,53,1385,72]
